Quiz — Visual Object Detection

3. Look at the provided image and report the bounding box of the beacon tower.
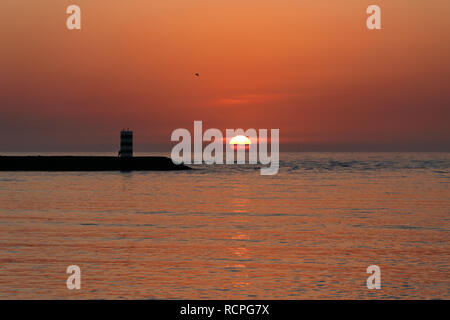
[119,129,133,158]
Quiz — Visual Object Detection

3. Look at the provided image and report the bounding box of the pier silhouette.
[0,130,190,171]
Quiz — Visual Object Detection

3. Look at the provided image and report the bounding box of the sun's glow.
[229,135,251,145]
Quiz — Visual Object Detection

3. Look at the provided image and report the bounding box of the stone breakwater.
[0,156,190,171]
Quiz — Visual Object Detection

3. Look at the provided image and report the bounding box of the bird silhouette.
[195,73,200,77]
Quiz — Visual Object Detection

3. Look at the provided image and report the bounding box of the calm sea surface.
[0,152,449,299]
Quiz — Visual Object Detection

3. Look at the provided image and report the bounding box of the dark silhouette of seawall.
[0,156,190,171]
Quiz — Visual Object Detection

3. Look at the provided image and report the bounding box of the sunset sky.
[1,0,449,152]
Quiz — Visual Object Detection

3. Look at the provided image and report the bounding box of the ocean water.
[0,152,449,299]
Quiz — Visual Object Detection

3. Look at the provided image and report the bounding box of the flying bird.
[194,73,200,77]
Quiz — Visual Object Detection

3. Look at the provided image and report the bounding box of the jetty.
[0,129,190,171]
[0,156,189,171]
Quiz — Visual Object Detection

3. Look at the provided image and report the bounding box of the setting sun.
[229,135,251,145]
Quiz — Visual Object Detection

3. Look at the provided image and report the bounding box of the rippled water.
[0,152,449,299]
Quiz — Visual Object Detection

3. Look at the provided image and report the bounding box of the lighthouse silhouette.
[118,129,133,158]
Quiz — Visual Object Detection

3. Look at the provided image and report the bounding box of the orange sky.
[0,0,449,151]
